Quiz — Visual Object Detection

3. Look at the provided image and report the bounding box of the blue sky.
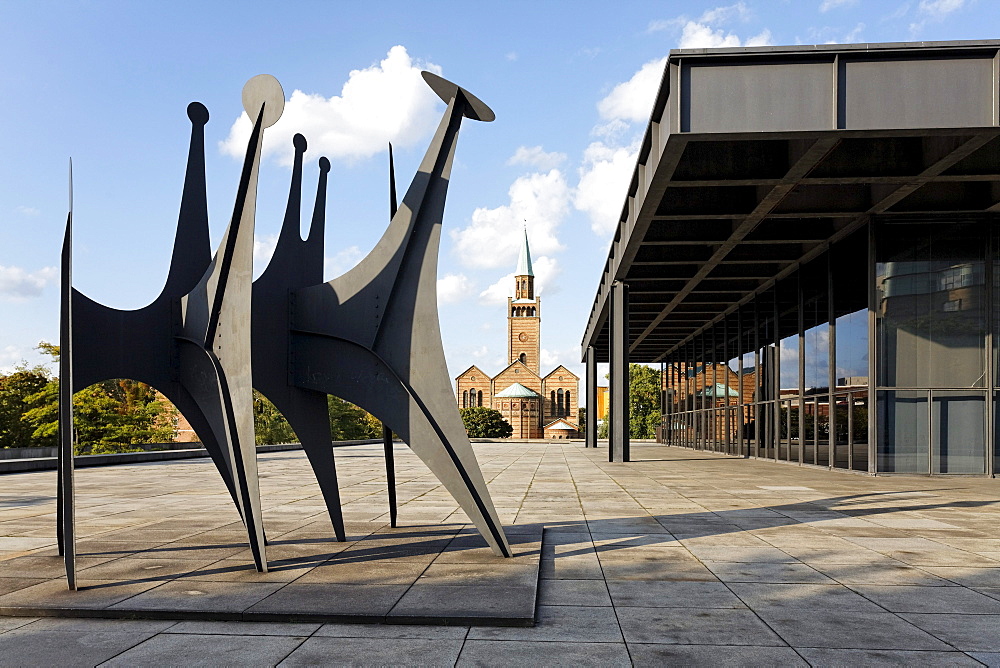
[0,0,995,401]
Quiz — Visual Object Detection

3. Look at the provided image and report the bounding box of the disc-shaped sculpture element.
[242,74,285,128]
[421,71,495,122]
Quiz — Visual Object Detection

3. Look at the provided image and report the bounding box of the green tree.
[460,407,512,438]
[253,391,297,445]
[597,364,661,439]
[0,364,51,448]
[254,392,381,445]
[19,343,175,454]
[328,395,382,440]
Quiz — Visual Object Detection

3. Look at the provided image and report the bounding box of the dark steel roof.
[581,40,1000,364]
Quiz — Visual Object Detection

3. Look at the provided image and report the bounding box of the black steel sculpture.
[58,71,510,590]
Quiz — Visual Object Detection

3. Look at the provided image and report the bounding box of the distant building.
[455,232,579,439]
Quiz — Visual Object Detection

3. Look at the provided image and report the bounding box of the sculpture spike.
[163,103,211,297]
[58,158,77,589]
[305,156,329,284]
[389,142,398,218]
[384,142,398,529]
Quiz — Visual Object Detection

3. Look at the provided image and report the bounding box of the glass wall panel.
[876,222,986,389]
[804,318,829,466]
[932,391,985,474]
[877,390,928,473]
[995,391,1000,475]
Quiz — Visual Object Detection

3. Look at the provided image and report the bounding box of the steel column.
[610,280,630,462]
[586,345,598,448]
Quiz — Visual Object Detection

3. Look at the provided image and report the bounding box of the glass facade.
[875,220,990,474]
[661,217,999,476]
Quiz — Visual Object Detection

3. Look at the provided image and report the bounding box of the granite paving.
[0,440,999,665]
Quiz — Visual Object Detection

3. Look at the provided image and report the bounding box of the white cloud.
[648,4,773,49]
[437,273,473,304]
[843,22,866,42]
[324,245,364,279]
[820,0,860,11]
[15,206,39,217]
[0,345,23,373]
[679,22,772,48]
[918,0,964,18]
[478,255,561,305]
[452,169,569,269]
[698,2,751,23]
[596,57,667,124]
[507,146,567,171]
[253,233,277,264]
[910,0,964,32]
[505,51,518,62]
[744,29,774,47]
[220,46,442,166]
[574,141,639,236]
[0,265,57,301]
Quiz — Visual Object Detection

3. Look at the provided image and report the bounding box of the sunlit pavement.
[1,441,999,666]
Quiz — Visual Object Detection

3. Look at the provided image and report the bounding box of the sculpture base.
[0,523,541,627]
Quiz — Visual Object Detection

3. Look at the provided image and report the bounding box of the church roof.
[543,419,578,431]
[515,229,533,277]
[495,382,542,398]
[543,365,579,380]
[696,383,740,398]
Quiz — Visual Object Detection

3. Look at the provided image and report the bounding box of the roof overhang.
[581,40,1000,364]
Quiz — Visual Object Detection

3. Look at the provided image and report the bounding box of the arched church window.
[557,389,563,416]
[462,390,468,408]
[550,390,555,411]
[477,390,483,407]
[565,390,571,416]
[519,352,526,364]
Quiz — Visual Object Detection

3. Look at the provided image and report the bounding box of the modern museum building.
[581,40,1000,476]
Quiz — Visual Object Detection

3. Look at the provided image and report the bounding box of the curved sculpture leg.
[178,341,267,570]
[268,391,347,542]
[383,424,397,528]
[168,387,241,513]
[293,336,510,556]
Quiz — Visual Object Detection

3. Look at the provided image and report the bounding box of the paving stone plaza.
[0,441,999,665]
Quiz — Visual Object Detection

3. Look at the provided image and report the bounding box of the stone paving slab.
[3,442,1000,665]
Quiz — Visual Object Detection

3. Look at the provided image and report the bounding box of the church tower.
[507,230,541,374]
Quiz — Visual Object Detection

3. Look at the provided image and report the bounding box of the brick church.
[455,232,580,439]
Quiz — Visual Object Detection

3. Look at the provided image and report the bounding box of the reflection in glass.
[877,223,986,388]
[877,390,928,473]
[932,391,985,474]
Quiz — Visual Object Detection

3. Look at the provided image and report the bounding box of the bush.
[460,407,512,438]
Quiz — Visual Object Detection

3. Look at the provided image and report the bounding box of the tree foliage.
[460,407,513,438]
[2,344,387,452]
[0,364,51,448]
[328,396,382,441]
[253,391,297,445]
[253,391,382,445]
[2,343,176,454]
[598,364,662,439]
[21,380,175,455]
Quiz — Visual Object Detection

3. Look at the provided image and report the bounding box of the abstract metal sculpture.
[58,71,510,590]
